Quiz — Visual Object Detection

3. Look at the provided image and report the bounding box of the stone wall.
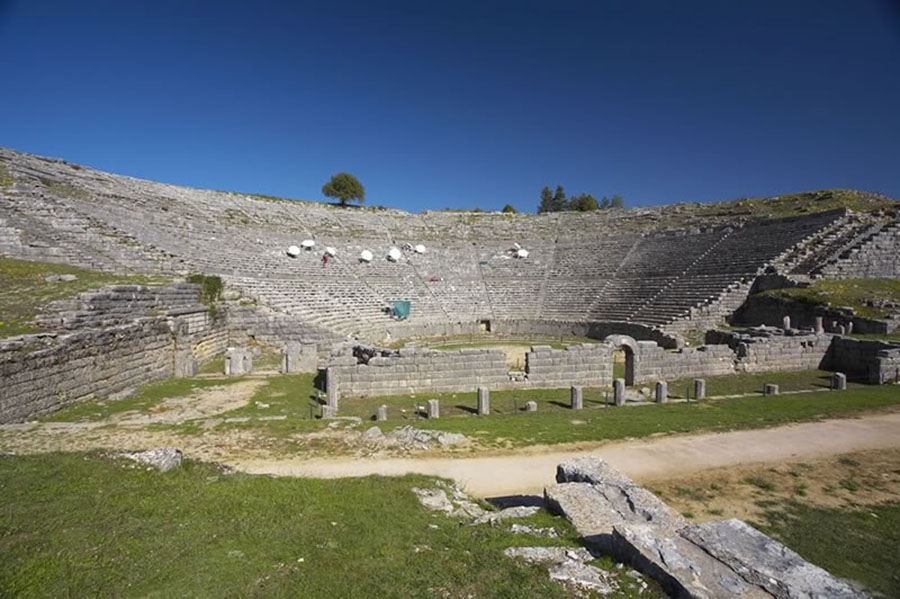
[227,304,343,351]
[525,344,613,388]
[732,293,895,335]
[0,319,174,422]
[0,282,233,423]
[374,319,682,349]
[327,347,510,397]
[632,342,735,383]
[829,336,900,384]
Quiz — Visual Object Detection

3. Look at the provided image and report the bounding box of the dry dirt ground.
[3,380,900,502]
[645,447,900,523]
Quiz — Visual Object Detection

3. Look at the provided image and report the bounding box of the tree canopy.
[538,186,624,213]
[322,172,365,206]
[501,204,518,213]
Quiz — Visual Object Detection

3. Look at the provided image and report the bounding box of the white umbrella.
[414,244,426,254]
[286,245,301,257]
[387,247,402,262]
[360,249,373,262]
[325,246,336,257]
[516,248,529,259]
[301,239,316,249]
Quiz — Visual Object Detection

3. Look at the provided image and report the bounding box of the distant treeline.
[538,185,624,213]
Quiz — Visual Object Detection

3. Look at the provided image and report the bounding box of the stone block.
[225,347,253,376]
[321,405,337,419]
[477,386,490,415]
[832,372,847,390]
[570,385,583,410]
[613,378,625,406]
[764,383,779,395]
[376,404,387,421]
[693,378,705,400]
[679,519,863,599]
[427,399,439,419]
[654,381,667,404]
[525,400,537,412]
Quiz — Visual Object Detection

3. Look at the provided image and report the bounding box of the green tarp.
[391,301,411,320]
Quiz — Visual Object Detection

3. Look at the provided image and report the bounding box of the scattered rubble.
[348,425,468,452]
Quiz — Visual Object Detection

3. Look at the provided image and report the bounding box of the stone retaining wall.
[732,293,895,335]
[525,344,612,387]
[327,347,510,397]
[632,342,735,382]
[0,319,174,422]
[227,304,342,351]
[830,336,900,384]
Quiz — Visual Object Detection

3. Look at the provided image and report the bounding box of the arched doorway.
[612,346,635,386]
[603,335,637,386]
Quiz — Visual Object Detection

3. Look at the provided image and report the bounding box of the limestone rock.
[612,524,771,599]
[680,519,868,599]
[503,546,592,564]
[119,447,182,472]
[548,560,618,594]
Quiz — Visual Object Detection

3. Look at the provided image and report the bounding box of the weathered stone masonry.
[0,319,174,422]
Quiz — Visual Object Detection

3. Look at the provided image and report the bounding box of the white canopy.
[324,246,337,257]
[360,249,373,262]
[286,245,301,257]
[387,247,402,262]
[414,244,426,254]
[301,239,316,249]
[516,248,529,259]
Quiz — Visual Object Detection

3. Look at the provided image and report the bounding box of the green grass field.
[38,370,900,452]
[0,453,661,599]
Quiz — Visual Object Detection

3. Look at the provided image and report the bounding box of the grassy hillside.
[761,278,900,320]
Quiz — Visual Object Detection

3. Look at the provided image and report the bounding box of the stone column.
[325,367,339,409]
[764,383,779,395]
[171,320,196,378]
[376,404,388,421]
[525,400,537,412]
[815,316,824,334]
[847,321,854,334]
[837,325,846,335]
[321,405,337,419]
[693,378,706,400]
[570,385,583,410]
[477,386,490,415]
[613,378,626,406]
[427,399,440,419]
[832,372,847,390]
[782,315,791,330]
[655,381,668,404]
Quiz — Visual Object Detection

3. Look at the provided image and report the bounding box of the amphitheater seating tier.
[0,149,862,338]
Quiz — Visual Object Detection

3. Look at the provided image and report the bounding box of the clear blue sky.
[1,1,898,212]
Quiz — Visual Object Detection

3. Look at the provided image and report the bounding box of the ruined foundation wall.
[632,342,736,383]
[328,348,510,397]
[0,319,174,422]
[734,334,832,373]
[829,336,900,384]
[525,344,613,388]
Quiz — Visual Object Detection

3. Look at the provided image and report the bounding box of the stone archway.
[603,334,637,386]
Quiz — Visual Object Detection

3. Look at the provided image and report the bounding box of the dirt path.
[232,411,900,497]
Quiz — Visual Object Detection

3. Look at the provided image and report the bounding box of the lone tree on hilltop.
[322,172,365,206]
